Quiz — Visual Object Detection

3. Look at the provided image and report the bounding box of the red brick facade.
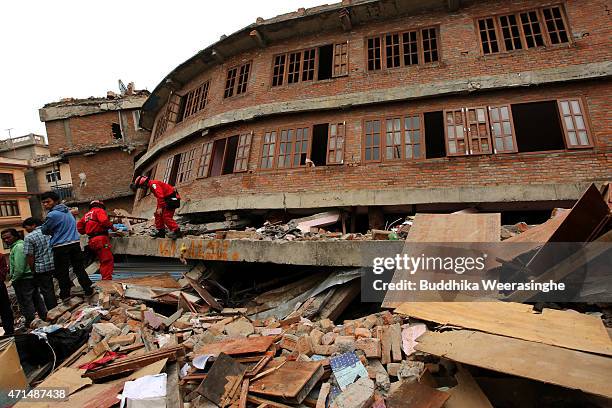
[133,0,612,216]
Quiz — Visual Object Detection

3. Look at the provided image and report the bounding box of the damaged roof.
[139,0,451,130]
[39,90,151,122]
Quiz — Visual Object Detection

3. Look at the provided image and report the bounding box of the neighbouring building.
[0,133,72,218]
[0,157,33,254]
[39,85,150,214]
[132,0,611,228]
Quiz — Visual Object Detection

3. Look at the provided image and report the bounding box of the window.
[444,107,492,156]
[0,200,19,217]
[444,109,468,156]
[367,27,439,71]
[224,62,251,98]
[234,133,252,172]
[163,154,181,185]
[364,115,425,162]
[275,127,310,169]
[133,110,142,131]
[542,6,569,44]
[183,81,210,120]
[271,43,347,87]
[489,105,517,153]
[176,148,197,184]
[198,134,251,178]
[477,5,570,55]
[367,37,382,71]
[0,173,15,187]
[558,99,591,148]
[261,131,277,169]
[512,101,566,152]
[45,169,61,183]
[364,119,381,162]
[152,93,181,142]
[197,141,213,178]
[111,123,123,139]
[327,122,345,164]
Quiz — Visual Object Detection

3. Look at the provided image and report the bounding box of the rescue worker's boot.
[167,229,182,240]
[149,228,166,238]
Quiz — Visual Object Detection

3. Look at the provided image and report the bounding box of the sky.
[0,0,327,140]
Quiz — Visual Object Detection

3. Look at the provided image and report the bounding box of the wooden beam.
[249,29,266,48]
[339,8,352,31]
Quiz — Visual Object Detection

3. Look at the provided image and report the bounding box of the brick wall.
[150,0,611,144]
[68,150,141,204]
[133,80,612,215]
[46,109,150,154]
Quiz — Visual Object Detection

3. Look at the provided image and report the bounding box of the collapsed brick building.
[39,85,150,213]
[132,0,611,227]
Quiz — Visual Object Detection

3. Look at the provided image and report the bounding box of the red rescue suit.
[147,179,180,232]
[77,207,114,280]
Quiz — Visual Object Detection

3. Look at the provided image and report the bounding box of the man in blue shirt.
[40,192,93,300]
[23,217,58,310]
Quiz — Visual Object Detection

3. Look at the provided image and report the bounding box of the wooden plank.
[166,361,183,408]
[196,336,275,357]
[196,353,245,406]
[406,213,501,243]
[82,382,125,408]
[116,273,181,288]
[395,302,612,356]
[380,326,392,364]
[445,364,493,408]
[238,379,249,408]
[186,276,222,311]
[416,330,612,399]
[249,361,323,404]
[315,383,331,408]
[247,395,296,408]
[318,280,361,321]
[507,229,612,302]
[84,346,183,380]
[386,380,449,408]
[28,367,91,396]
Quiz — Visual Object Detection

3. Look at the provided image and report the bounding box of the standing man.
[0,254,14,336]
[130,176,182,239]
[77,200,116,280]
[40,192,93,300]
[22,218,58,310]
[1,229,47,328]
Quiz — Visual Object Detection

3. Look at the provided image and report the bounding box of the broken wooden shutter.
[197,141,214,178]
[332,41,349,77]
[488,105,517,153]
[163,156,174,183]
[444,109,468,156]
[465,107,493,155]
[166,92,182,124]
[233,133,252,173]
[327,122,345,164]
[558,99,592,148]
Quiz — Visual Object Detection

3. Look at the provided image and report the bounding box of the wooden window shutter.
[444,109,468,156]
[234,133,252,173]
[332,41,349,77]
[327,122,345,164]
[166,92,182,124]
[558,99,592,148]
[163,156,174,183]
[488,105,517,153]
[465,107,493,155]
[197,141,214,178]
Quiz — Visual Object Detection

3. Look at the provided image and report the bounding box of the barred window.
[0,200,19,217]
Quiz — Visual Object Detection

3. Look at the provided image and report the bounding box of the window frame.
[224,61,252,99]
[557,98,593,149]
[0,173,16,188]
[366,25,440,72]
[197,141,214,178]
[488,105,518,154]
[182,80,211,121]
[327,122,346,165]
[363,114,426,163]
[0,200,19,218]
[233,132,253,173]
[176,147,198,185]
[474,4,572,56]
[260,125,312,170]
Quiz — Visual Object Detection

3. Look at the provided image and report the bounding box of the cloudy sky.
[0,0,326,139]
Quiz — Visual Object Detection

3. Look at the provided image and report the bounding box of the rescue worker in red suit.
[130,176,182,239]
[77,200,116,280]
